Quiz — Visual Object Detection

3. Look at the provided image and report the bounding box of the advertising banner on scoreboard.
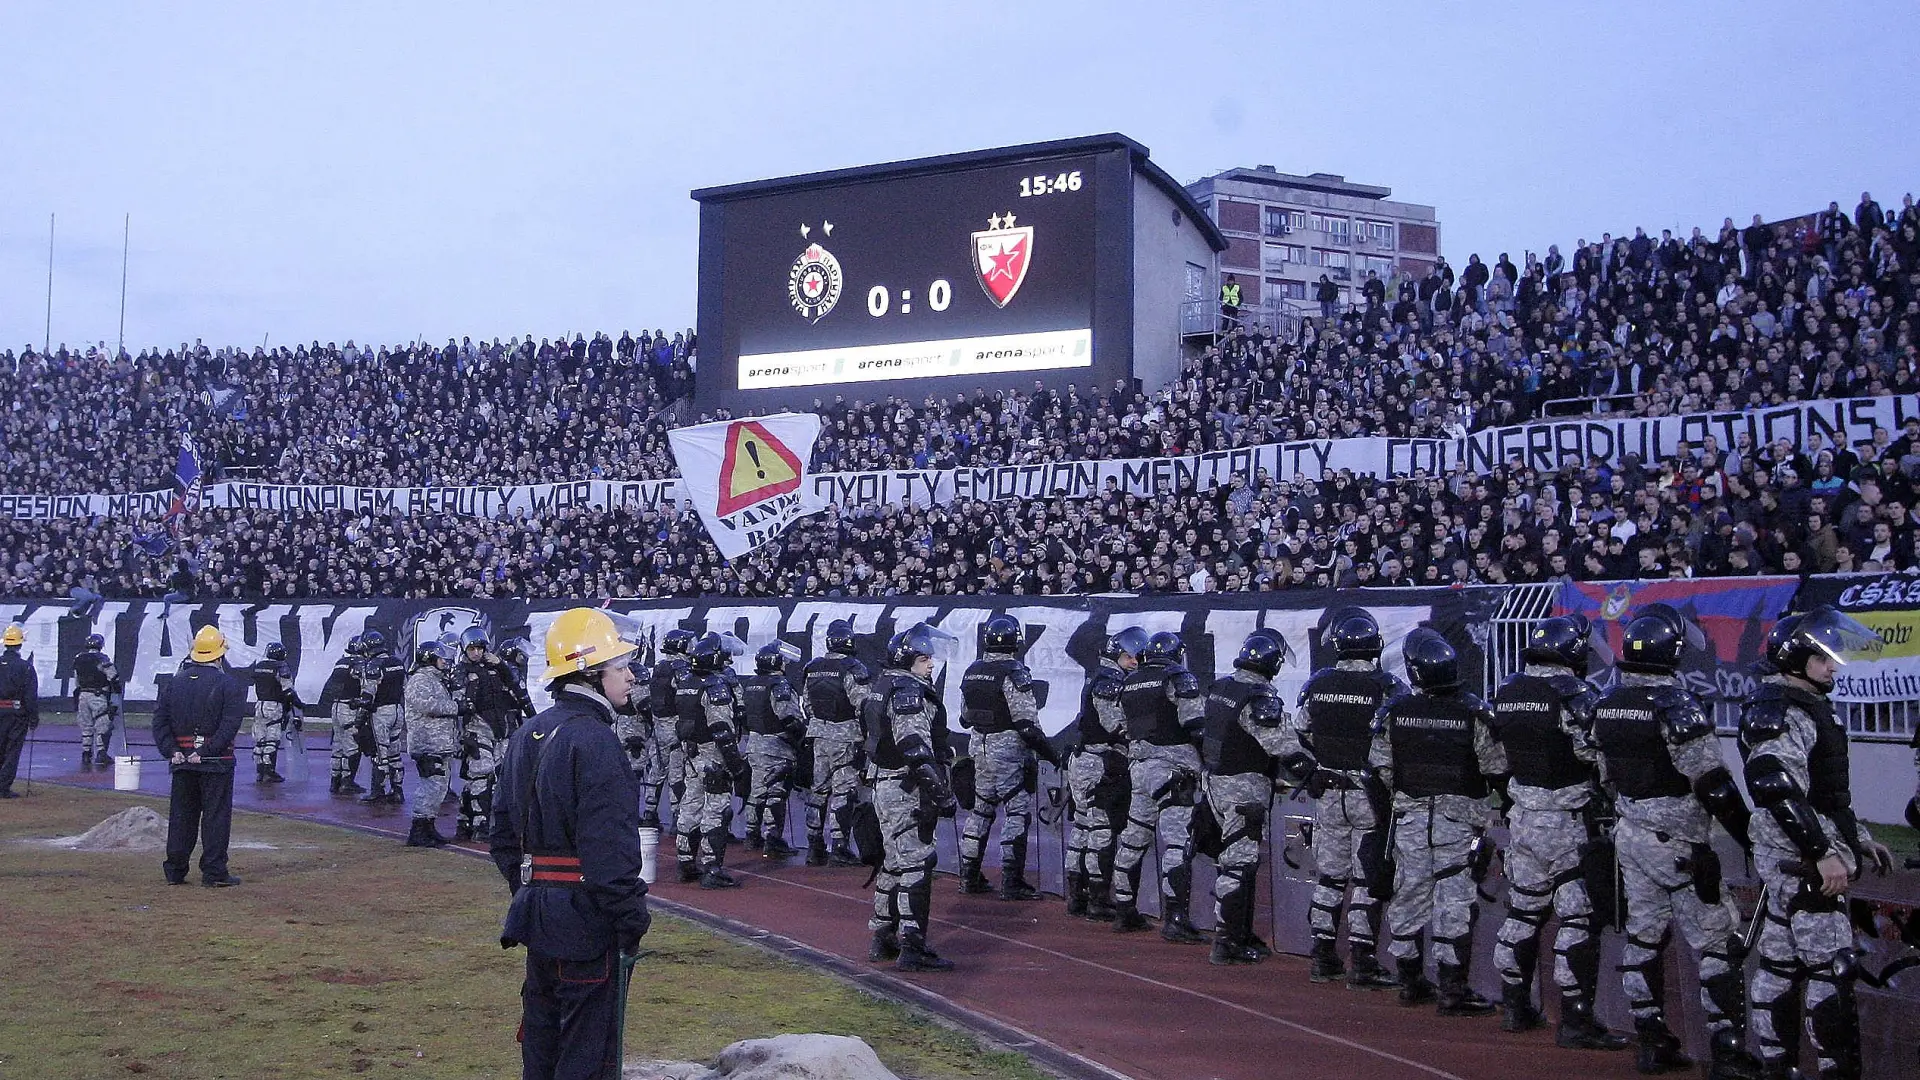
[1790,574,1920,704]
[0,589,1488,735]
[10,393,1920,523]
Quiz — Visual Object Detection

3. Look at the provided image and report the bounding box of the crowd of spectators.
[4,191,1920,600]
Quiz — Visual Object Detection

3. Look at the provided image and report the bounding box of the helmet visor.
[1633,602,1707,653]
[767,641,803,665]
[1796,608,1884,666]
[904,622,959,662]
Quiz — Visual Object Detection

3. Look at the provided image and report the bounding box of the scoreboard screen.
[694,145,1134,407]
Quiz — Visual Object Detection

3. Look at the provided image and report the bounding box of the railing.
[1540,393,1641,417]
[1180,297,1308,344]
[1838,699,1919,742]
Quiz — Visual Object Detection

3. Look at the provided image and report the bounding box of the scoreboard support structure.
[692,133,1225,413]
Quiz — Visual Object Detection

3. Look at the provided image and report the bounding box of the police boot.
[1501,981,1546,1032]
[329,775,342,794]
[1347,949,1400,991]
[1309,938,1345,983]
[386,777,403,805]
[452,821,475,843]
[895,928,954,973]
[677,858,702,884]
[359,774,386,803]
[999,865,1041,902]
[868,927,900,962]
[806,837,830,867]
[638,809,661,830]
[339,776,366,795]
[744,827,764,852]
[1210,889,1261,966]
[700,831,740,889]
[1634,1017,1693,1074]
[957,859,993,895]
[1555,997,1629,1051]
[762,805,798,857]
[1159,900,1206,945]
[1706,1029,1764,1080]
[1436,963,1496,1017]
[1064,871,1087,916]
[829,844,864,868]
[1084,877,1118,922]
[424,819,451,847]
[97,748,114,768]
[263,752,285,783]
[404,819,438,847]
[1397,956,1437,1006]
[256,763,268,782]
[80,745,93,770]
[1210,934,1262,966]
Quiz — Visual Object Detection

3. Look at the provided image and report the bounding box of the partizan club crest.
[972,211,1033,308]
[788,222,843,323]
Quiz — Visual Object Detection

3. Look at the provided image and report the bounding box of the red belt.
[0,699,20,710]
[522,853,587,888]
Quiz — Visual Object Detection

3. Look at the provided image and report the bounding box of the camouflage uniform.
[1202,669,1289,959]
[366,652,409,800]
[72,646,120,765]
[1066,659,1128,915]
[325,656,370,793]
[956,654,1047,895]
[1370,687,1507,980]
[1592,671,1751,1054]
[1742,676,1871,1079]
[645,656,690,828]
[739,670,807,851]
[249,657,301,780]
[1488,662,1608,1024]
[404,666,462,824]
[1280,659,1405,977]
[676,669,745,881]
[1113,661,1206,918]
[864,666,951,958]
[803,652,870,860]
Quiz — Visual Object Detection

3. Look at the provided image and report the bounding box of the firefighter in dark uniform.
[644,629,695,831]
[865,624,959,972]
[956,614,1062,900]
[1277,609,1404,990]
[1592,606,1761,1079]
[1202,629,1293,965]
[1369,628,1506,1016]
[74,631,121,769]
[803,619,871,866]
[1113,631,1208,943]
[674,633,748,888]
[1487,614,1628,1050]
[250,642,303,783]
[739,642,807,858]
[455,626,520,841]
[489,607,651,1080]
[152,626,247,886]
[1066,626,1145,920]
[1741,608,1894,1080]
[0,624,39,798]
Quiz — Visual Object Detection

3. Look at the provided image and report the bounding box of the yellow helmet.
[189,625,228,663]
[1,623,23,647]
[543,608,637,684]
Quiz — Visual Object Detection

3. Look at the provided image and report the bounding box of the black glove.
[618,911,650,955]
[623,736,649,755]
[462,732,482,757]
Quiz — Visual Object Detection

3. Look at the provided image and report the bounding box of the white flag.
[667,412,825,560]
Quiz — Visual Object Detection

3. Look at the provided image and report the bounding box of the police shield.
[106,693,128,759]
[282,711,310,782]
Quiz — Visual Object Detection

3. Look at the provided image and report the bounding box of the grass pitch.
[0,785,1046,1080]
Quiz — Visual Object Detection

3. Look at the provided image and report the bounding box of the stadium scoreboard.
[692,134,1224,410]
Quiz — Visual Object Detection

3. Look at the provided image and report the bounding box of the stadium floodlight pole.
[44,213,54,355]
[118,213,130,359]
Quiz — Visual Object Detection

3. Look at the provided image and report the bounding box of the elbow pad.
[1277,751,1317,787]
[1746,757,1831,860]
[1692,766,1751,849]
[896,732,935,771]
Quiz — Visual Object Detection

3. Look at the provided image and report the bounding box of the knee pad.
[412,754,446,779]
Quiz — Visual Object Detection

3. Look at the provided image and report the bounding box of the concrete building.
[1185,166,1441,328]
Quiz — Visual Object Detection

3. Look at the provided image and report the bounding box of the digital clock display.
[696,149,1121,402]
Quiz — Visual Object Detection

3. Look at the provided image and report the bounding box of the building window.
[1263,207,1297,237]
[1361,255,1394,277]
[1364,221,1395,250]
[1262,243,1307,270]
[1186,263,1208,302]
[1312,249,1351,281]
[1312,215,1350,245]
[1267,279,1307,301]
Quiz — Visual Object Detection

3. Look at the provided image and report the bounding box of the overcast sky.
[3,2,1915,353]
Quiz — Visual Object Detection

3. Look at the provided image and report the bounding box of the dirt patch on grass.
[0,785,1047,1080]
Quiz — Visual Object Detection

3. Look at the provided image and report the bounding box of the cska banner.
[667,412,825,559]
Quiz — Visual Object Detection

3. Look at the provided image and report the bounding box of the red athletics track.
[21,725,1919,1080]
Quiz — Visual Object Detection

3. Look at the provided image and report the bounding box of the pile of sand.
[51,806,168,851]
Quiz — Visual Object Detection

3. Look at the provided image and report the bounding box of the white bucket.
[638,827,660,884]
[112,756,142,792]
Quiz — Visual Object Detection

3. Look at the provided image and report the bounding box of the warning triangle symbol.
[716,420,805,516]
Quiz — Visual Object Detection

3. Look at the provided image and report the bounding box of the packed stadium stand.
[5,193,1919,600]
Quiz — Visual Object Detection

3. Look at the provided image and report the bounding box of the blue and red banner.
[1556,577,1800,704]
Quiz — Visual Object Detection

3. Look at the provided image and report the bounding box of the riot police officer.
[803,619,871,866]
[865,624,958,972]
[1369,628,1506,1016]
[325,634,370,795]
[1202,629,1293,965]
[454,626,518,841]
[250,642,302,783]
[957,614,1061,901]
[1592,606,1761,1078]
[0,624,40,798]
[1066,626,1144,921]
[645,628,695,831]
[495,637,537,735]
[1113,631,1207,943]
[153,626,247,885]
[1741,608,1894,1080]
[488,607,651,1080]
[73,632,121,769]
[362,631,409,805]
[404,637,462,848]
[675,633,748,889]
[1487,614,1628,1050]
[740,642,807,858]
[1278,609,1403,990]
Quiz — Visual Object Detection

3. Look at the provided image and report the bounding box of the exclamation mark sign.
[746,440,765,479]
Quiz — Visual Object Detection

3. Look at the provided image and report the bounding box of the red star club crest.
[972,212,1033,308]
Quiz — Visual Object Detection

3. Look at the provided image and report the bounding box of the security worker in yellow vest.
[1220,274,1243,331]
[152,626,248,886]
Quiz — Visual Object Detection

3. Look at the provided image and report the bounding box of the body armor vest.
[1593,686,1693,800]
[960,656,1019,733]
[1385,692,1489,798]
[1076,665,1126,748]
[1122,663,1184,745]
[74,651,115,693]
[252,661,293,704]
[651,657,689,720]
[803,654,860,722]
[1303,667,1392,770]
[1493,673,1594,790]
[739,674,781,736]
[1202,677,1275,776]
